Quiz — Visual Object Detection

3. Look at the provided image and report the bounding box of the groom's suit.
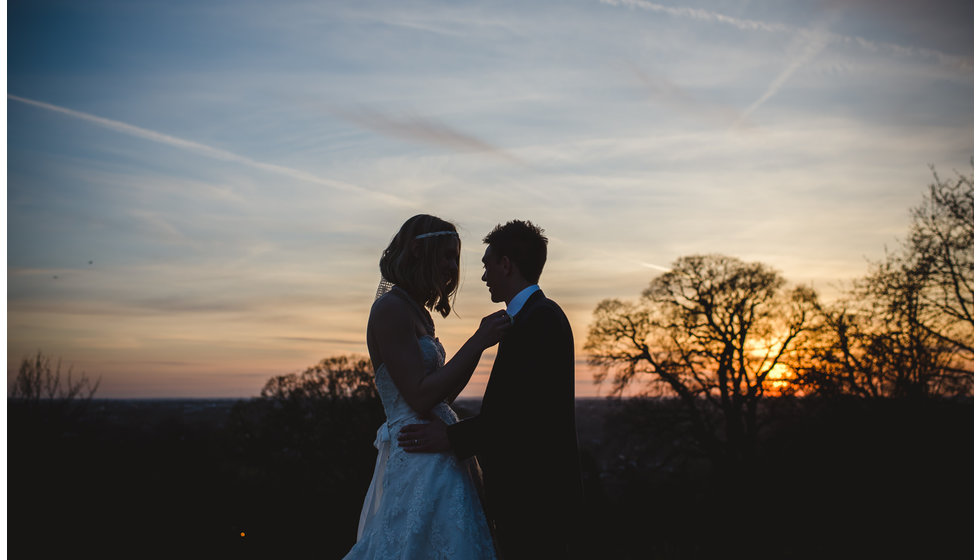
[447,289,583,559]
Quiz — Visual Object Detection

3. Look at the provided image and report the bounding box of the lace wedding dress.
[344,334,497,559]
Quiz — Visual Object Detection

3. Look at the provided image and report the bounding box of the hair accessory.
[414,230,458,240]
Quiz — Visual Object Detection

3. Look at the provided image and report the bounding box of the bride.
[344,214,508,559]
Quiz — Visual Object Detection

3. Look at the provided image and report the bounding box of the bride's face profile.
[437,240,461,288]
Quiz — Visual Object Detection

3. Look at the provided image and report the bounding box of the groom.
[398,220,583,559]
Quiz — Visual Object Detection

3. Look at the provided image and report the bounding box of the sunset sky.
[7,0,974,398]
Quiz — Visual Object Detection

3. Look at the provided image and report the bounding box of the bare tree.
[791,299,887,399]
[794,165,973,398]
[909,165,974,338]
[586,254,818,466]
[9,350,100,405]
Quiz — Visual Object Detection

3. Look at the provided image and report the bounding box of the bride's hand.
[475,310,511,348]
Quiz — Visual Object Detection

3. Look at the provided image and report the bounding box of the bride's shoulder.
[370,291,414,322]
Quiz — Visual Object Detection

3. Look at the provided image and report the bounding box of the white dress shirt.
[505,284,540,318]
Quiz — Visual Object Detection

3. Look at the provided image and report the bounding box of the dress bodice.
[374,335,459,429]
[348,335,496,559]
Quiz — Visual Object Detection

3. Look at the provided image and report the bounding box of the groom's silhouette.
[399,220,583,559]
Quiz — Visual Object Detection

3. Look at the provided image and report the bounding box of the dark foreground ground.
[8,396,973,558]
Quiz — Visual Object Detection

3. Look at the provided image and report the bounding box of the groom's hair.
[484,220,548,284]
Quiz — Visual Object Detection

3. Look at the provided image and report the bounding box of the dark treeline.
[8,356,385,558]
[8,165,973,558]
[7,382,972,558]
[579,395,972,559]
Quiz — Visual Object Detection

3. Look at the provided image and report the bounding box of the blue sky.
[7,0,974,397]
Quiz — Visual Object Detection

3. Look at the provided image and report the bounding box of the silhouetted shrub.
[223,355,385,556]
[9,350,101,428]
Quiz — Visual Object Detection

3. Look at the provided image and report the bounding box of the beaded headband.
[414,230,458,240]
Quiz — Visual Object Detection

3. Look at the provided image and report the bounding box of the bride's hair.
[379,214,460,317]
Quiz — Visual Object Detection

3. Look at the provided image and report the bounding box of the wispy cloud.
[600,0,971,71]
[352,9,521,39]
[7,94,415,208]
[127,209,199,247]
[273,336,364,345]
[628,62,748,128]
[335,106,530,167]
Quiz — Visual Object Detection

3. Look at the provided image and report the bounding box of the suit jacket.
[447,290,583,558]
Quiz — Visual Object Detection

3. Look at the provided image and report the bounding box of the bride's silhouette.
[344,214,507,559]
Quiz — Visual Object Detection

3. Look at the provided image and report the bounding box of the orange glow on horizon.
[763,363,795,395]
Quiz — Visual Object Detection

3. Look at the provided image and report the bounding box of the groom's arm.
[445,413,486,459]
[394,401,486,456]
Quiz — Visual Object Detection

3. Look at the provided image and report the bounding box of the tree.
[794,165,973,398]
[259,354,378,403]
[229,355,383,487]
[239,355,383,474]
[790,299,890,399]
[908,164,974,342]
[585,254,818,467]
[225,355,385,555]
[9,351,101,420]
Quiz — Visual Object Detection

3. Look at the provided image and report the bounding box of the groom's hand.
[398,418,450,453]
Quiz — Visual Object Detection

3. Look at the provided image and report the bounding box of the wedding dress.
[344,334,497,559]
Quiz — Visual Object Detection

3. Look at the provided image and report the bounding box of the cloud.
[7,94,416,208]
[628,62,748,128]
[273,336,364,345]
[349,7,522,39]
[335,106,530,167]
[599,0,971,71]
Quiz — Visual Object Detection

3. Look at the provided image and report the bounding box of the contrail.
[736,28,831,125]
[637,261,672,272]
[590,247,672,273]
[602,0,790,33]
[8,94,414,208]
[604,0,968,124]
[600,0,971,70]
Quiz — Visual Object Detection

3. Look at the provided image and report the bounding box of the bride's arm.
[444,353,480,404]
[372,296,507,415]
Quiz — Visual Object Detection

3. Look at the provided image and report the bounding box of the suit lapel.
[484,290,544,409]
[510,289,544,326]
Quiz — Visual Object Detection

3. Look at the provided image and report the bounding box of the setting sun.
[763,363,795,395]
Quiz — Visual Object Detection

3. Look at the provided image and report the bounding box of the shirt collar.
[506,284,540,318]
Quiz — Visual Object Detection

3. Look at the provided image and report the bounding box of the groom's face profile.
[481,246,507,303]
